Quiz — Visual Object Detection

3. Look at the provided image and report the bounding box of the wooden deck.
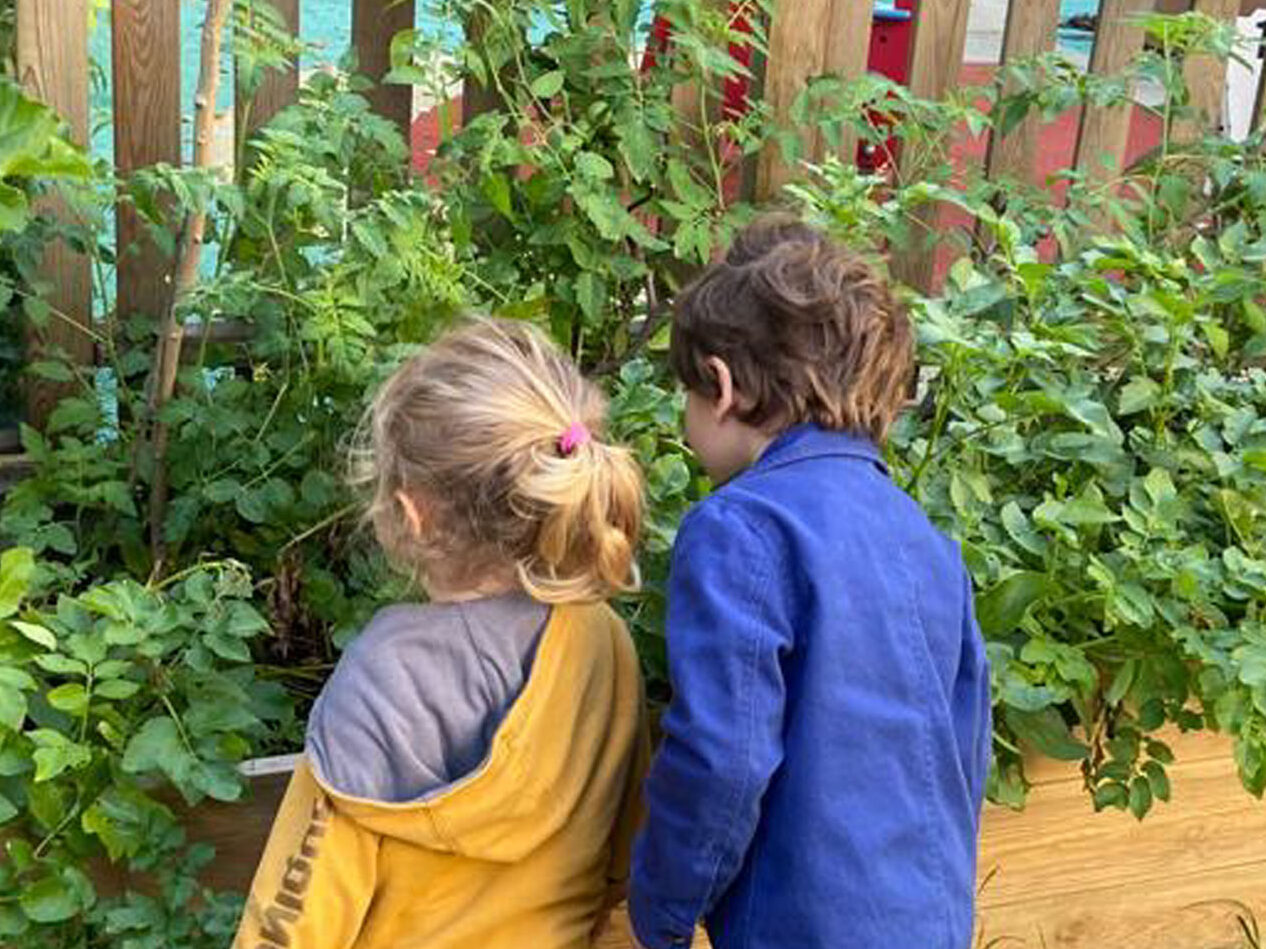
[183,730,1264,949]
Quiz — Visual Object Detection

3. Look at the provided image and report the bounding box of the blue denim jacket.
[630,425,992,949]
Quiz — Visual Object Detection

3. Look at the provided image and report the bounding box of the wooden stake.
[986,0,1062,183]
[1178,0,1240,141]
[113,0,182,326]
[16,0,92,430]
[148,0,233,565]
[889,0,972,294]
[1073,0,1150,183]
[351,0,416,147]
[235,0,301,147]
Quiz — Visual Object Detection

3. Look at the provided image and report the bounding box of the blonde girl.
[234,319,648,949]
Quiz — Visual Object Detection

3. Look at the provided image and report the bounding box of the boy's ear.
[705,356,738,420]
[395,490,426,539]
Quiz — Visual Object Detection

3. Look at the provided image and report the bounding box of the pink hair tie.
[559,422,591,456]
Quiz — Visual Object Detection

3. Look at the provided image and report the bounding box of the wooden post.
[889,0,972,294]
[1178,0,1240,139]
[113,0,182,324]
[755,0,832,200]
[756,0,875,200]
[351,0,416,146]
[1073,0,1150,182]
[236,0,300,146]
[16,0,93,429]
[819,0,876,173]
[985,0,1062,182]
[461,7,502,125]
[1255,44,1266,133]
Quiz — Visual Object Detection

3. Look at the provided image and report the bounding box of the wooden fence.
[11,0,1266,429]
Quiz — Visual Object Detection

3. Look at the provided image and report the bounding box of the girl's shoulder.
[304,597,548,803]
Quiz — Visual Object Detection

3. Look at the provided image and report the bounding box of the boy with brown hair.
[629,217,992,949]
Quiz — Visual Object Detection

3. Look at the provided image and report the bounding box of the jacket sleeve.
[629,500,792,949]
[232,758,379,949]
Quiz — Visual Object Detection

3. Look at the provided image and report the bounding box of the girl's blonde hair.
[356,318,643,603]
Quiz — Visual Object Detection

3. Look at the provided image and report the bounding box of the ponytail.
[358,318,644,603]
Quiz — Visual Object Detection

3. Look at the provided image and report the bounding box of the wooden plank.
[818,0,876,174]
[1178,0,1239,140]
[755,0,833,200]
[978,730,1266,949]
[460,5,502,125]
[235,0,300,145]
[889,0,972,294]
[351,0,416,148]
[1073,0,1151,182]
[1256,43,1266,133]
[113,0,182,325]
[16,0,93,429]
[985,0,1062,182]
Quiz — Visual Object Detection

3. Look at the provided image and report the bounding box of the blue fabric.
[630,425,992,949]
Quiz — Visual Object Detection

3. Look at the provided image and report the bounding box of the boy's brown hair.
[669,215,914,443]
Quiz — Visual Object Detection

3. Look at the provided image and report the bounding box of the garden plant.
[0,1,1263,944]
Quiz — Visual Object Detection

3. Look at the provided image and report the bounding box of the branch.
[148,0,233,569]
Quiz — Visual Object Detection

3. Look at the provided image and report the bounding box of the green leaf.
[10,620,56,650]
[976,572,1049,638]
[32,654,87,676]
[574,271,606,321]
[1093,781,1129,811]
[204,632,252,663]
[1118,376,1160,415]
[0,903,26,937]
[1005,706,1089,761]
[1000,502,1047,557]
[122,716,194,787]
[19,874,79,924]
[46,683,88,716]
[1106,659,1137,706]
[0,684,26,731]
[617,120,657,182]
[30,730,92,781]
[0,791,15,825]
[575,151,615,181]
[480,173,513,220]
[1129,775,1154,820]
[0,547,34,619]
[1143,760,1171,802]
[94,678,140,701]
[81,786,171,861]
[0,667,35,690]
[529,70,565,99]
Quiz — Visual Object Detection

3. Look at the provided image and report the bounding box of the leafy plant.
[792,15,1266,813]
[0,546,294,943]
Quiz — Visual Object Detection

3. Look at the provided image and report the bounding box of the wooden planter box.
[161,731,1263,949]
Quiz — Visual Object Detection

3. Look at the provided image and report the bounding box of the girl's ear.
[395,490,425,539]
[704,355,737,421]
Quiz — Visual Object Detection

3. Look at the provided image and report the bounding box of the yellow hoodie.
[233,602,649,949]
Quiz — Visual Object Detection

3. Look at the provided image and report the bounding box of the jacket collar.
[750,424,888,476]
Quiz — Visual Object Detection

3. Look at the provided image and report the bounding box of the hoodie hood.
[305,602,627,862]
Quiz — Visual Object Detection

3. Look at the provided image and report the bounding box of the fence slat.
[1179,0,1240,139]
[17,0,92,429]
[1255,44,1266,133]
[1073,0,1150,181]
[236,0,300,147]
[986,0,1061,182]
[756,0,833,200]
[890,0,972,294]
[819,0,876,172]
[351,0,416,149]
[113,0,182,325]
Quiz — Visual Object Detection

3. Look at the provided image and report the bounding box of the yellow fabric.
[233,602,649,949]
